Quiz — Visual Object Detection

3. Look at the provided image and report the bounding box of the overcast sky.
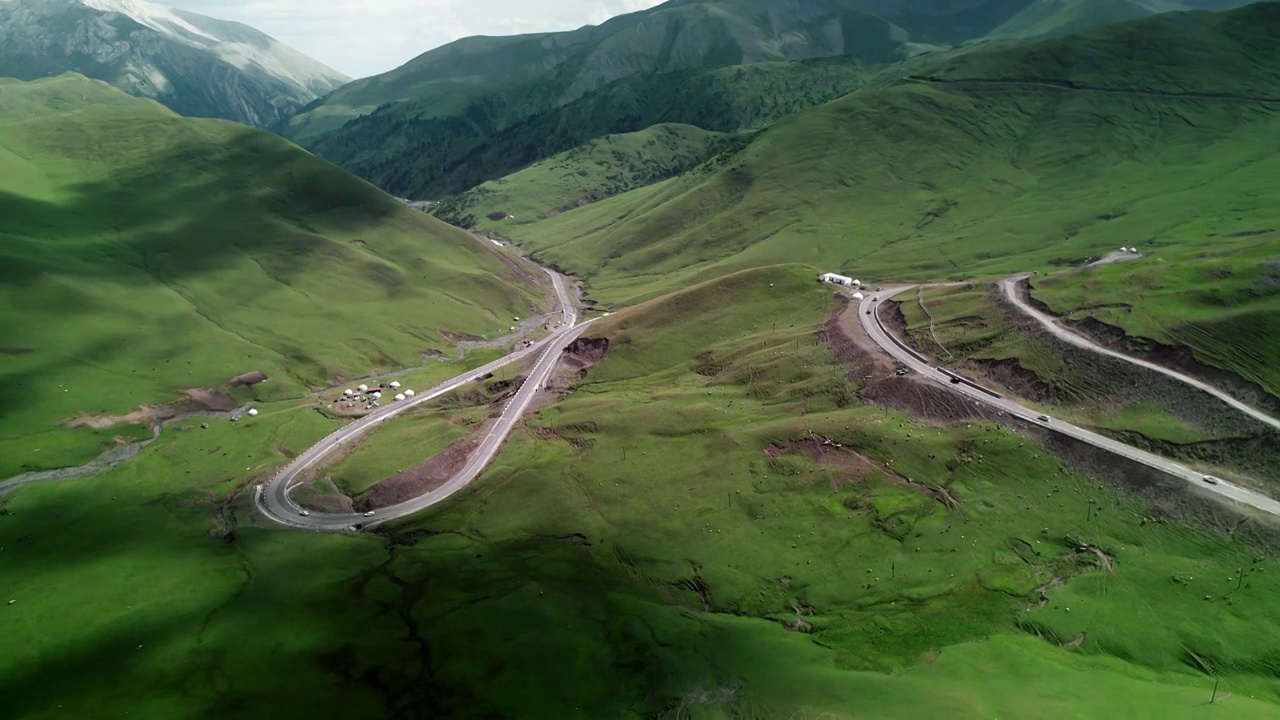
[154,0,665,78]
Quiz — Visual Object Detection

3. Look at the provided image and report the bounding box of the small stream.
[0,408,244,497]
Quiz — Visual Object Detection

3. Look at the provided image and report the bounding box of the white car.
[1203,475,1220,485]
[363,510,376,517]
[298,510,310,517]
[1036,415,1051,423]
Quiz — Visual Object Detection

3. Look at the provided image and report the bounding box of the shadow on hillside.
[0,127,404,289]
[1,489,721,718]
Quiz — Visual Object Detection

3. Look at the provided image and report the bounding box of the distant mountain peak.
[0,0,349,127]
[80,0,219,41]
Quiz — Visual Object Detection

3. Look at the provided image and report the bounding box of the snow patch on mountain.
[81,0,218,42]
[78,0,348,92]
[0,0,349,126]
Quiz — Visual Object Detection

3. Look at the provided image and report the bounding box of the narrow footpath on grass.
[997,276,1280,434]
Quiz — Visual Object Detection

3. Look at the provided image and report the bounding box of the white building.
[818,273,856,286]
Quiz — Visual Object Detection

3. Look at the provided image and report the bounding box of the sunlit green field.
[0,75,541,479]
[6,266,1280,718]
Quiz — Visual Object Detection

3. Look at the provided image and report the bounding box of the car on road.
[298,510,310,516]
[363,510,376,517]
[865,309,871,315]
[1203,475,1220,485]
[1037,414,1051,423]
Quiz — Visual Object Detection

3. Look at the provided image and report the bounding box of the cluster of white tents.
[341,380,415,404]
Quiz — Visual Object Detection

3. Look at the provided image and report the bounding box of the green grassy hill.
[982,0,1258,41]
[433,123,745,230]
[0,74,541,479]
[502,5,1279,388]
[1030,233,1280,404]
[282,0,911,146]
[8,264,1280,717]
[300,53,874,200]
[281,0,1254,201]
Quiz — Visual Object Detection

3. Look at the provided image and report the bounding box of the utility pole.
[1211,677,1220,704]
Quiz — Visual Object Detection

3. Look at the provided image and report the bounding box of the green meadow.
[435,123,742,232]
[1030,233,1280,404]
[0,75,541,479]
[7,265,1280,718]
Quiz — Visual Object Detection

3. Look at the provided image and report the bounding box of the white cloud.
[153,0,667,78]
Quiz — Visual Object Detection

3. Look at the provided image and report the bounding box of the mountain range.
[280,0,1259,199]
[0,0,348,127]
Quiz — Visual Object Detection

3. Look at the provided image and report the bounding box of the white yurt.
[389,381,401,389]
[358,384,368,392]
[344,389,354,396]
[394,393,406,401]
[852,292,865,300]
[246,408,259,417]
[404,389,416,397]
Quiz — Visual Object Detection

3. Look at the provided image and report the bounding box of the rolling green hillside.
[506,6,1278,287]
[282,0,911,146]
[281,0,1252,202]
[0,74,541,479]
[8,265,1280,717]
[317,57,870,200]
[501,3,1279,399]
[1030,233,1280,404]
[914,2,1280,95]
[433,124,746,230]
[983,0,1258,41]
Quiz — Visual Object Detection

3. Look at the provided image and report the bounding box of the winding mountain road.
[997,277,1280,433]
[859,287,1280,517]
[257,270,588,530]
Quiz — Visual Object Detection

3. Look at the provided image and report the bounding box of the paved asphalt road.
[859,287,1280,517]
[258,270,588,530]
[997,276,1280,433]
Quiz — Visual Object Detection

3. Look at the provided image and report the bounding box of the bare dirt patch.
[64,388,238,430]
[563,337,609,371]
[361,429,486,509]
[1027,577,1064,610]
[526,342,604,416]
[1062,632,1088,649]
[820,298,1002,425]
[765,437,957,508]
[440,329,485,344]
[294,478,356,514]
[227,370,268,387]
